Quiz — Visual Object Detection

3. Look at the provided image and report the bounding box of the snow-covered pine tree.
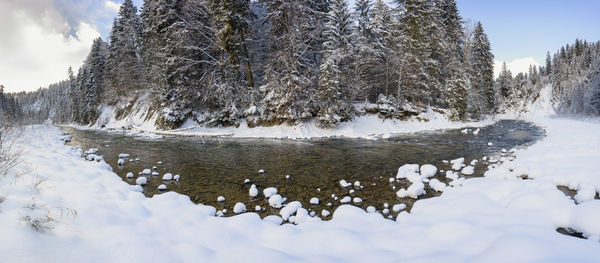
[141,0,215,128]
[107,0,144,102]
[74,38,108,125]
[317,0,355,127]
[438,0,467,120]
[468,21,495,117]
[260,0,318,124]
[350,0,375,102]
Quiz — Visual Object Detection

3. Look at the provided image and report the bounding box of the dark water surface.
[63,120,545,218]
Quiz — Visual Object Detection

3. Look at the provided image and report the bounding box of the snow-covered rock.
[217,196,225,202]
[263,187,278,198]
[392,204,407,212]
[268,194,283,208]
[162,173,173,181]
[339,179,351,188]
[420,164,437,178]
[233,202,246,214]
[450,157,465,170]
[135,177,147,185]
[142,169,151,175]
[249,184,258,197]
[173,174,180,181]
[157,184,167,190]
[428,179,446,192]
[310,197,319,205]
[340,196,351,204]
[353,197,363,204]
[126,172,134,178]
[280,201,302,221]
[321,209,331,217]
[118,153,130,158]
[366,206,376,213]
[396,164,420,179]
[461,166,475,175]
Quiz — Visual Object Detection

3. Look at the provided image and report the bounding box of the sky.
[1,0,599,93]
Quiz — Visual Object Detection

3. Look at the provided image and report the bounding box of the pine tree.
[545,51,552,76]
[468,21,495,117]
[107,0,144,101]
[439,0,467,120]
[317,0,355,127]
[260,0,318,123]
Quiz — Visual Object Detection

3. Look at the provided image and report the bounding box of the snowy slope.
[0,124,599,262]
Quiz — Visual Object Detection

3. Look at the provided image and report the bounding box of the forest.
[3,0,600,129]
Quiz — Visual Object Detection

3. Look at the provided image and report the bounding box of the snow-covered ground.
[1,115,600,262]
[91,105,495,139]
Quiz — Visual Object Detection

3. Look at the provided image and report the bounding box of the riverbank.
[88,106,497,139]
[1,118,599,262]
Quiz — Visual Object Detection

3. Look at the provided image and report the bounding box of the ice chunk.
[263,187,278,198]
[233,202,246,214]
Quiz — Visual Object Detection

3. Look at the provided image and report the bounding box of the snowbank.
[76,104,496,139]
[0,124,599,262]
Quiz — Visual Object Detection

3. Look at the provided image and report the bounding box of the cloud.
[0,0,100,93]
[494,57,540,78]
[105,1,122,14]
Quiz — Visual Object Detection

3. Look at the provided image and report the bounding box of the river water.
[63,120,544,219]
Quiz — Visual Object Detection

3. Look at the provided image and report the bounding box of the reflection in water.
[63,120,544,219]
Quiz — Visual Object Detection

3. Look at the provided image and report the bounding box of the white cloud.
[494,57,540,78]
[0,0,101,93]
[105,1,121,14]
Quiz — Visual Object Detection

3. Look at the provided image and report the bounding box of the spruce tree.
[317,0,355,127]
[468,21,495,116]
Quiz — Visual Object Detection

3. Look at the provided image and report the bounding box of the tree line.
[16,0,499,128]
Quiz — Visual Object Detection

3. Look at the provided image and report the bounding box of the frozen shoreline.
[1,117,600,262]
[72,108,498,139]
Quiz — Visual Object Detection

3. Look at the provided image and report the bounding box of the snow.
[396,164,420,179]
[126,172,134,178]
[217,196,225,202]
[321,210,331,217]
[118,153,130,158]
[173,174,180,181]
[352,197,363,204]
[366,206,376,213]
[142,169,151,175]
[117,158,125,165]
[263,187,278,198]
[157,184,167,190]
[101,107,494,139]
[233,202,246,214]
[162,173,173,181]
[2,120,600,262]
[279,201,302,221]
[309,197,319,205]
